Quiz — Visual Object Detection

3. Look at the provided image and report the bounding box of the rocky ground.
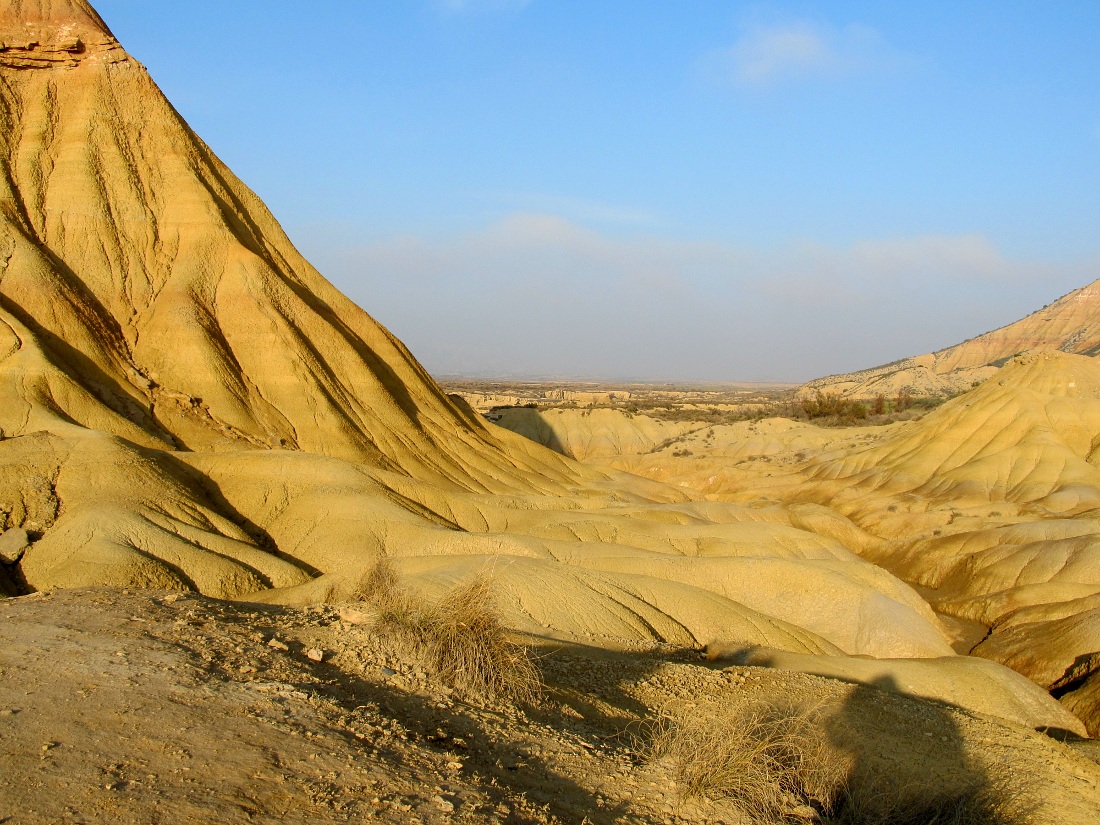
[2,588,1099,824]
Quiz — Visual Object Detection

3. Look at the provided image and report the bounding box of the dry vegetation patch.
[355,559,541,705]
[647,698,1039,825]
[648,700,849,822]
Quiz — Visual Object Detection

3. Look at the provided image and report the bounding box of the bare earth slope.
[0,0,558,487]
[509,353,1100,738]
[4,588,1099,825]
[804,278,1100,399]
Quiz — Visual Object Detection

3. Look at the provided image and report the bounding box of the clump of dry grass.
[648,700,850,822]
[355,558,541,704]
[829,776,1038,825]
[647,700,1037,825]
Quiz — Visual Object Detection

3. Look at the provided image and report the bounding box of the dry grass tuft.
[355,558,541,704]
[829,775,1039,825]
[649,700,850,822]
[648,700,1037,825]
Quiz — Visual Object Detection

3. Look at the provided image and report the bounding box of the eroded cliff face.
[933,280,1100,372]
[0,0,122,69]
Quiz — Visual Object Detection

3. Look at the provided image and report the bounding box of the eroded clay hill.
[803,278,1100,399]
[4,4,1100,797]
[494,352,1100,735]
[0,0,617,592]
[0,0,987,668]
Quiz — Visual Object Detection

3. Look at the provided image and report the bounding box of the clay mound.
[490,407,699,460]
[967,596,1100,736]
[805,278,1100,399]
[810,351,1100,511]
[796,353,1100,629]
[0,0,625,605]
[973,600,1100,689]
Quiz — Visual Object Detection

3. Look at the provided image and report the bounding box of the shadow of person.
[822,674,1008,824]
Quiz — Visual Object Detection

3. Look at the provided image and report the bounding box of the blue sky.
[96,1,1100,381]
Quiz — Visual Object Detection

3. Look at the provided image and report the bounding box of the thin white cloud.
[301,215,1093,381]
[718,20,898,88]
[488,193,660,228]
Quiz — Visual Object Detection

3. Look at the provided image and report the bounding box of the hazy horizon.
[96,1,1100,382]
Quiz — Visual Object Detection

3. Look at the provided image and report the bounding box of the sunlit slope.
[0,1,976,666]
[755,353,1100,630]
[0,1,581,494]
[189,449,953,657]
[808,352,1100,511]
[511,353,1100,725]
[804,278,1100,399]
[490,407,700,460]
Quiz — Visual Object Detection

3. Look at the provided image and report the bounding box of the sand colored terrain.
[4,588,1099,825]
[1,2,1100,817]
[715,646,1086,735]
[491,352,1100,737]
[492,407,702,460]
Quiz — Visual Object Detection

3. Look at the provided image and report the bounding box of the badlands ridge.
[805,278,1100,399]
[2,2,1100,822]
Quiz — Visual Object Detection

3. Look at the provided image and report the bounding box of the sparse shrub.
[802,391,870,424]
[648,701,849,821]
[647,700,1036,825]
[872,394,886,416]
[355,559,541,704]
[802,390,850,419]
[895,389,914,412]
[828,775,1037,825]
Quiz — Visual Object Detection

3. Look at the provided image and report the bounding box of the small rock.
[432,795,455,813]
[305,648,324,662]
[268,638,289,651]
[0,528,30,564]
[337,607,373,625]
[380,667,397,677]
